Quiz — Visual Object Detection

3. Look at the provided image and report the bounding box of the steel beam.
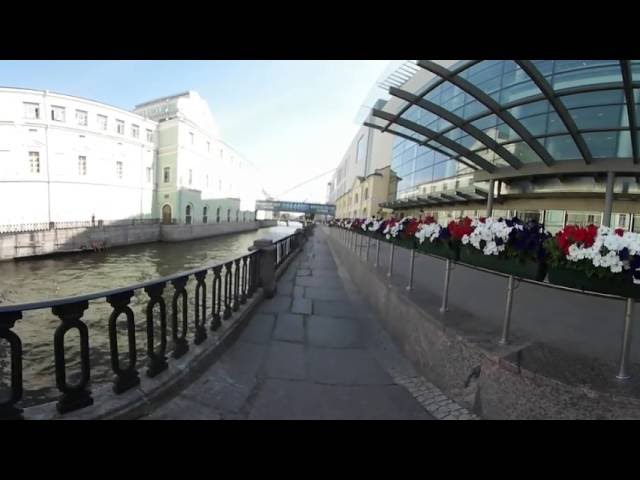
[417,60,556,167]
[620,61,639,164]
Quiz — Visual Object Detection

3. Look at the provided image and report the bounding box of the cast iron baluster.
[106,291,140,393]
[210,266,222,330]
[233,259,241,311]
[0,311,23,419]
[194,270,207,344]
[170,277,189,358]
[247,253,257,297]
[223,262,233,319]
[144,283,168,377]
[52,301,93,414]
[241,256,248,304]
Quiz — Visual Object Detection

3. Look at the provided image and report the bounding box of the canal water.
[0,223,299,407]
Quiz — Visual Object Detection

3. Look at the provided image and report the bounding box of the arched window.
[203,206,208,224]
[185,204,192,224]
[235,210,239,222]
[216,207,220,223]
[227,209,231,222]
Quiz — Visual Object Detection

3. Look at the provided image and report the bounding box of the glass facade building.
[368,60,640,232]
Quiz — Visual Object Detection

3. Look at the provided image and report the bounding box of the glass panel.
[413,167,434,185]
[531,60,554,77]
[461,99,488,119]
[503,141,544,164]
[507,100,549,119]
[495,123,521,143]
[456,134,482,150]
[544,135,582,160]
[415,150,435,170]
[632,61,640,82]
[552,65,623,90]
[501,61,531,87]
[582,131,618,158]
[470,114,498,131]
[520,112,564,136]
[569,104,627,130]
[553,60,618,73]
[461,60,504,84]
[616,131,632,158]
[499,80,542,104]
[560,89,624,108]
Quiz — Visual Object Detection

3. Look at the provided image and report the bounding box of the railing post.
[499,276,515,345]
[52,301,93,413]
[406,249,415,291]
[106,290,141,393]
[0,311,23,420]
[365,235,370,262]
[374,239,380,268]
[253,238,277,299]
[439,259,451,313]
[616,298,634,380]
[387,242,395,277]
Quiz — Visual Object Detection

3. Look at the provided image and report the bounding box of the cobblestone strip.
[390,370,480,420]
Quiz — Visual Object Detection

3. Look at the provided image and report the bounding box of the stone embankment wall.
[0,219,279,261]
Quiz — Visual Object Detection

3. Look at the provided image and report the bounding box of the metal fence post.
[406,249,415,291]
[616,298,634,380]
[252,239,277,299]
[365,236,370,262]
[439,259,451,313]
[374,239,380,268]
[499,276,515,345]
[387,243,395,277]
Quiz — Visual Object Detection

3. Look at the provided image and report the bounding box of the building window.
[189,169,193,185]
[163,167,171,183]
[146,167,152,183]
[51,106,65,122]
[116,161,123,179]
[243,212,246,222]
[78,156,87,176]
[356,135,366,164]
[207,141,210,152]
[355,194,359,203]
[203,206,208,224]
[216,207,220,223]
[206,175,209,187]
[131,124,139,138]
[146,129,153,142]
[24,102,40,120]
[227,209,231,222]
[97,114,108,130]
[364,187,368,200]
[185,205,192,225]
[116,120,124,135]
[218,179,222,191]
[236,210,239,222]
[189,132,194,145]
[76,110,88,126]
[29,151,40,173]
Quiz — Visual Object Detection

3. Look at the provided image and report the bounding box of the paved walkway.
[145,230,475,420]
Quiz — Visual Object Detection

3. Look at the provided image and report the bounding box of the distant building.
[0,88,259,225]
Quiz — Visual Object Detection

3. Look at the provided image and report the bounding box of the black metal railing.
[274,234,296,269]
[0,243,283,419]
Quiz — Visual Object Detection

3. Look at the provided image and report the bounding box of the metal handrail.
[332,226,637,381]
[0,230,303,419]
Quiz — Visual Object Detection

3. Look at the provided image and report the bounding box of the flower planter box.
[389,236,416,250]
[547,266,640,299]
[416,240,460,261]
[459,246,547,281]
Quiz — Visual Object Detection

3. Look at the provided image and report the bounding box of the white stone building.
[0,88,260,226]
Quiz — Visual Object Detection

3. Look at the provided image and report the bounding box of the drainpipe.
[486,178,495,217]
[43,90,52,225]
[603,171,615,227]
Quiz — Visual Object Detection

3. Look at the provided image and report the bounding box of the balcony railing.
[0,227,312,420]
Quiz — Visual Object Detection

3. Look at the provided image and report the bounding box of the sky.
[1,60,392,204]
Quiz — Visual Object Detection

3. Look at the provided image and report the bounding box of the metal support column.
[486,178,495,217]
[499,276,515,345]
[616,298,634,380]
[387,243,395,277]
[406,249,415,291]
[374,239,380,268]
[440,259,451,313]
[365,236,370,262]
[603,171,615,227]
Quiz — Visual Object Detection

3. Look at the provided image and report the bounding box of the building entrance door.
[162,204,172,224]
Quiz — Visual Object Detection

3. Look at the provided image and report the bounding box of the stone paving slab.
[143,228,476,420]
